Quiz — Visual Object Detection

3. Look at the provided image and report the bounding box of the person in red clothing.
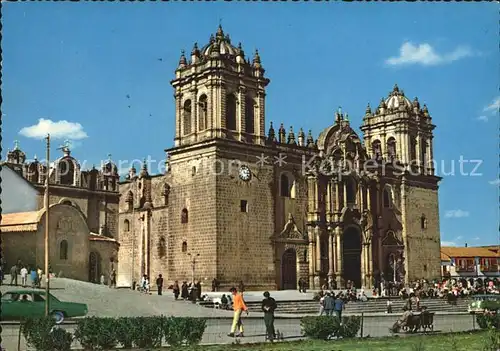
[227,287,248,337]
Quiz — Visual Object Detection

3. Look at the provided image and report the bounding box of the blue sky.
[3,3,498,246]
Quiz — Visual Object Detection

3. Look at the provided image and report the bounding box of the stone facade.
[117,26,443,290]
[1,204,119,282]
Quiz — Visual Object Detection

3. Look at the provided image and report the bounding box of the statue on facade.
[360,209,373,244]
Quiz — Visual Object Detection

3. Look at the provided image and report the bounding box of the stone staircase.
[244,298,470,314]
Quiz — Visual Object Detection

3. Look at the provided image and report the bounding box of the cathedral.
[116,26,442,290]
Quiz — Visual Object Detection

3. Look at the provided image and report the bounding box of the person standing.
[20,266,28,287]
[261,291,277,341]
[156,274,164,295]
[172,280,180,300]
[10,264,18,286]
[228,287,248,337]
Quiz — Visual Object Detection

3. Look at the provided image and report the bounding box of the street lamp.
[187,253,200,283]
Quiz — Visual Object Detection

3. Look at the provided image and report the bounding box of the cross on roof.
[107,153,112,160]
[13,140,19,150]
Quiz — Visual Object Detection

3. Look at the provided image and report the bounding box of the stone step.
[245,299,470,314]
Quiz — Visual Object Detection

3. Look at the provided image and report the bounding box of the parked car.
[468,294,500,314]
[1,289,88,323]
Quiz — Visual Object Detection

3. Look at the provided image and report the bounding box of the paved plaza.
[1,278,480,350]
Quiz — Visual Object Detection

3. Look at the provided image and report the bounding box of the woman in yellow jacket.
[228,287,248,337]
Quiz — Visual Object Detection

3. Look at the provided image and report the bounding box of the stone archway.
[89,252,102,283]
[281,248,297,290]
[342,227,362,288]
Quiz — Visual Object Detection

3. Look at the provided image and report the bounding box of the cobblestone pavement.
[2,313,478,350]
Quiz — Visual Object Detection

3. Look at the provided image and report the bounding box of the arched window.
[198,95,208,131]
[124,219,130,232]
[346,178,356,205]
[372,140,381,158]
[163,184,170,206]
[387,137,397,159]
[27,163,39,183]
[280,174,293,197]
[59,158,75,185]
[181,208,188,224]
[420,215,427,230]
[182,241,188,253]
[183,100,192,135]
[158,237,167,258]
[226,94,237,131]
[60,240,68,260]
[245,97,255,134]
[410,136,417,162]
[383,187,392,208]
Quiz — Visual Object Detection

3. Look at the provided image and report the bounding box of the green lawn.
[197,330,498,351]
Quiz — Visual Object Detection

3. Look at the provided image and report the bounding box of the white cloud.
[444,210,470,218]
[489,179,500,186]
[476,115,488,122]
[483,97,500,114]
[441,241,457,247]
[386,42,475,66]
[473,237,480,241]
[19,118,88,140]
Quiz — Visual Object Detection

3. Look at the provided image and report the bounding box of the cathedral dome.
[384,84,413,110]
[200,25,240,58]
[317,109,363,155]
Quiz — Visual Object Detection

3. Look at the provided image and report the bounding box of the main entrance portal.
[281,248,297,290]
[342,227,362,288]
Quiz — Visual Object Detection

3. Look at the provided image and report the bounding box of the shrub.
[338,316,361,338]
[482,327,500,351]
[51,328,73,351]
[21,317,72,351]
[477,313,500,329]
[130,316,164,348]
[21,317,56,351]
[115,317,136,348]
[73,317,118,350]
[163,317,207,346]
[301,316,340,340]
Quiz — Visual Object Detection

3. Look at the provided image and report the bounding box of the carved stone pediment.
[278,213,307,240]
[382,230,403,246]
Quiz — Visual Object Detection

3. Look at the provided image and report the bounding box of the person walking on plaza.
[228,287,248,337]
[323,292,335,316]
[261,291,277,341]
[156,274,164,295]
[334,294,345,321]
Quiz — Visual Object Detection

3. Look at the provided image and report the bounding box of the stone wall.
[403,184,442,281]
[2,231,37,270]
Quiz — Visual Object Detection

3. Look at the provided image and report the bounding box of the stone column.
[343,181,348,207]
[238,86,246,142]
[336,180,342,213]
[190,87,198,139]
[308,229,316,289]
[174,91,182,146]
[256,90,266,145]
[401,178,409,284]
[326,181,333,221]
[427,136,434,175]
[335,226,343,287]
[359,182,365,211]
[328,227,335,278]
[315,227,321,273]
[415,132,421,171]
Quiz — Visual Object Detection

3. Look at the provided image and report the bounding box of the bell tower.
[360,84,435,175]
[170,25,270,147]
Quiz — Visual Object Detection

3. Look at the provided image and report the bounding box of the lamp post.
[44,134,50,316]
[187,253,200,283]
